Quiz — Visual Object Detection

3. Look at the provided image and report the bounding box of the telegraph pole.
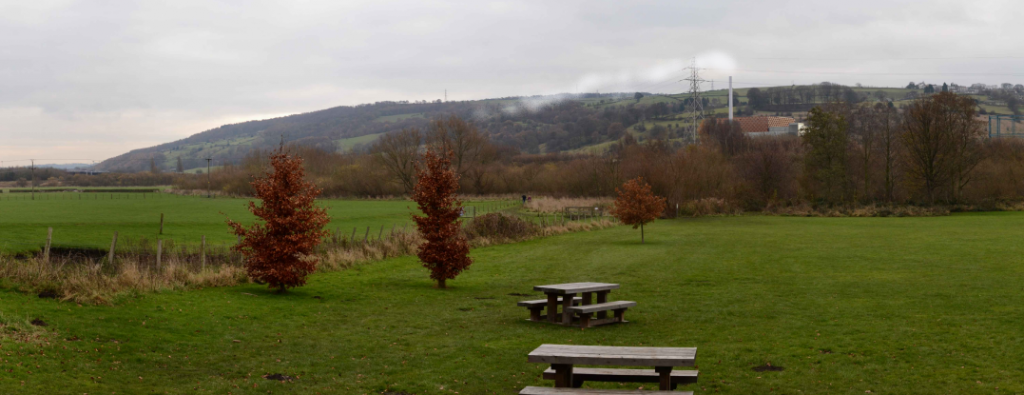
[30,159,35,200]
[205,158,212,198]
[729,76,734,121]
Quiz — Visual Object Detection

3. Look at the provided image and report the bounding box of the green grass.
[1,213,1023,393]
[0,194,514,253]
[334,133,385,152]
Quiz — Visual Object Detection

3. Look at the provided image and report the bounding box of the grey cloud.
[0,0,1022,163]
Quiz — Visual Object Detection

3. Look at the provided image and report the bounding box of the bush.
[463,213,539,241]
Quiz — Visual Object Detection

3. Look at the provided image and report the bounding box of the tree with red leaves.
[411,149,472,289]
[611,176,667,244]
[227,151,330,293]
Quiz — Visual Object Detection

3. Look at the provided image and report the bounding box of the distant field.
[0,193,512,254]
[334,132,384,152]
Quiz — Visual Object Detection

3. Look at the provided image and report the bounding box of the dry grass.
[677,198,743,217]
[524,196,613,213]
[765,203,952,217]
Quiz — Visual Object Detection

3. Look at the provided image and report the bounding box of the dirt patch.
[30,318,47,327]
[819,349,833,354]
[38,289,59,299]
[752,364,785,372]
[507,293,533,297]
[457,307,473,312]
[312,296,322,300]
[263,373,294,381]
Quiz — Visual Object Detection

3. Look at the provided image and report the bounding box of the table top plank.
[528,344,696,367]
[533,282,620,294]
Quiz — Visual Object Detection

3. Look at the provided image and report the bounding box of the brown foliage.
[227,151,330,292]
[611,176,667,243]
[411,149,472,288]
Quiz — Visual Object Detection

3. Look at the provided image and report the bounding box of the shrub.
[464,213,539,241]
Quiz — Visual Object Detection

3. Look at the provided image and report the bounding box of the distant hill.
[98,84,1006,172]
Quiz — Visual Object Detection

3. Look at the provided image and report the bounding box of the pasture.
[0,193,513,254]
[1,213,1022,394]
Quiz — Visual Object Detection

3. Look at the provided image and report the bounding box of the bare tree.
[943,94,984,202]
[878,102,901,202]
[371,129,422,193]
[899,93,982,203]
[426,115,486,176]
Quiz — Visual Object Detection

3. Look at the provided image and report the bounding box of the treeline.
[171,93,1024,214]
[746,83,865,111]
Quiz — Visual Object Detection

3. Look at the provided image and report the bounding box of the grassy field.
[0,194,513,254]
[1,213,1023,393]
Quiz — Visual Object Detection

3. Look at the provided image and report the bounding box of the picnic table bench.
[526,344,698,392]
[519,282,635,328]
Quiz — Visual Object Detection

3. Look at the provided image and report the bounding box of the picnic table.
[524,344,698,392]
[517,282,635,328]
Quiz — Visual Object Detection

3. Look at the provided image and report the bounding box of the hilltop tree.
[411,149,471,289]
[634,92,644,103]
[611,176,667,244]
[227,150,330,293]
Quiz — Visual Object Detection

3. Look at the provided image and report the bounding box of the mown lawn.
[0,194,512,254]
[1,213,1023,394]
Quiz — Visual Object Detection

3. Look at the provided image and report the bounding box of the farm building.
[734,116,806,137]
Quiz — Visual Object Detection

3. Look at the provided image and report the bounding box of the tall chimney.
[728,76,734,121]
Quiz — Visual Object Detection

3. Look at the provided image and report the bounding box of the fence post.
[159,213,164,235]
[377,225,384,241]
[108,232,118,266]
[201,235,206,272]
[156,239,163,270]
[351,227,357,241]
[44,227,52,263]
[363,226,370,243]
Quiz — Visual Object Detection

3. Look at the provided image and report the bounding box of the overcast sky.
[1,0,1022,164]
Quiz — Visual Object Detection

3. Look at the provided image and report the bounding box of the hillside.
[96,84,1016,172]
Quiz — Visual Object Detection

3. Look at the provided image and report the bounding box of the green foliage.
[803,107,849,203]
[2,214,1024,393]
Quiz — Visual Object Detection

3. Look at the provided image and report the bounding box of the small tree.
[611,177,667,244]
[227,150,330,293]
[411,149,471,289]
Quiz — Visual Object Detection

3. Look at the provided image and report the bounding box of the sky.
[1,0,1022,165]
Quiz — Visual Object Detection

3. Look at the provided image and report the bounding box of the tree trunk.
[277,284,286,294]
[641,222,645,244]
[437,278,447,289]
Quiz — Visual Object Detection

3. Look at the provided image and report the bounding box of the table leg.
[551,364,574,388]
[582,292,592,306]
[561,293,576,325]
[546,293,558,323]
[596,291,608,319]
[654,366,673,391]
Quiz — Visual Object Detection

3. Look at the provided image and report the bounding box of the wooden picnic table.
[527,344,697,391]
[533,282,620,325]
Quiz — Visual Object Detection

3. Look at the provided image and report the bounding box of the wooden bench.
[520,386,691,395]
[518,297,582,322]
[543,367,698,390]
[567,301,636,328]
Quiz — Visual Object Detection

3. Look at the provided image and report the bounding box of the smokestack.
[728,76,734,121]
